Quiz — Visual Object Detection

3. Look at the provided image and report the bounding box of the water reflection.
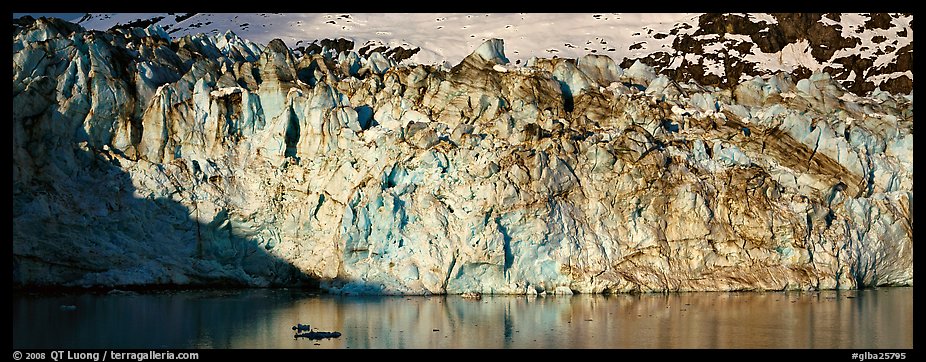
[12,288,912,349]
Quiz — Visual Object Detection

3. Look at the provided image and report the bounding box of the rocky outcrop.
[12,18,913,294]
[623,13,914,96]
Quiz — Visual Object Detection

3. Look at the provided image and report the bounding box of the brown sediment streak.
[722,117,863,197]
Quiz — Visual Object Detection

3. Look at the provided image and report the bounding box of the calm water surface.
[13,288,912,349]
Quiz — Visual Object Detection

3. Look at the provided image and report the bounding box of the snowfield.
[73,12,912,96]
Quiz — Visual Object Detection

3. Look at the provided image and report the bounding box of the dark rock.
[174,13,197,23]
[385,47,420,63]
[319,38,354,53]
[109,16,165,32]
[617,12,910,97]
[864,13,894,30]
[880,74,912,95]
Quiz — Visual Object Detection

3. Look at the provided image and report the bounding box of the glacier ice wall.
[12,17,913,294]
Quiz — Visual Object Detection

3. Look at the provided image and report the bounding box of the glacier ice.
[11,18,914,294]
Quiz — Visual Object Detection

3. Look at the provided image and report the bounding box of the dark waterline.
[12,287,912,349]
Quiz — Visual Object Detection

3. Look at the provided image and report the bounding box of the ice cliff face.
[13,17,913,294]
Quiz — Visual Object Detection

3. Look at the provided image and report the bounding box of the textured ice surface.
[12,18,913,294]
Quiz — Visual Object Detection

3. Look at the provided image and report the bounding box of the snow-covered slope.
[13,17,913,293]
[72,12,913,96]
[74,13,700,65]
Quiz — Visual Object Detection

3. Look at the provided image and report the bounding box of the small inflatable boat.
[294,331,342,340]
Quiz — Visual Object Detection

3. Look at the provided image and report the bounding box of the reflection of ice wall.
[12,17,912,294]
